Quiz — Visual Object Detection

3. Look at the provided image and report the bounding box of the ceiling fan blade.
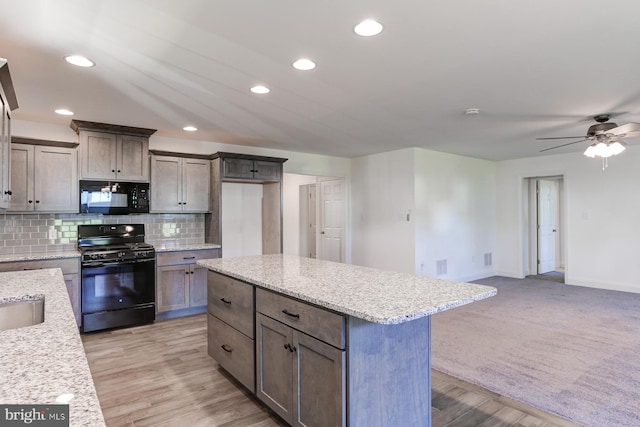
[540,139,587,152]
[536,136,587,140]
[608,122,640,137]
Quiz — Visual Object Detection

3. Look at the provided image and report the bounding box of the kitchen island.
[198,254,496,427]
[0,269,105,427]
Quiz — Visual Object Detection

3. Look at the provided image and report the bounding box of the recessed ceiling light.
[354,19,383,37]
[55,109,74,116]
[183,126,197,132]
[251,85,270,94]
[293,58,316,71]
[64,55,95,67]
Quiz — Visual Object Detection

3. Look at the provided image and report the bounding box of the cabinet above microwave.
[70,120,156,182]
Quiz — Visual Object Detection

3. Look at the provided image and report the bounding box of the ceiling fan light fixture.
[583,144,597,158]
[609,140,626,156]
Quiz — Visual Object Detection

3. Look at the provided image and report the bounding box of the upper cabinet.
[222,157,282,181]
[9,139,78,213]
[150,151,211,213]
[218,153,284,182]
[70,120,156,182]
[0,58,19,210]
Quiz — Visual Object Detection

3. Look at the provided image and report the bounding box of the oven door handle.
[82,259,154,268]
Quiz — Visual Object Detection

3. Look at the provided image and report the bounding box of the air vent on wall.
[484,253,493,267]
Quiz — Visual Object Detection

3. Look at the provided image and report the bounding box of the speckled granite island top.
[0,269,106,427]
[197,254,496,324]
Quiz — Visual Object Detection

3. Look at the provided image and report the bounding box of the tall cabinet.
[0,58,18,210]
[70,120,156,182]
[205,152,287,255]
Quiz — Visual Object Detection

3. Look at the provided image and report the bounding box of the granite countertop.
[0,269,105,426]
[0,251,80,263]
[197,254,497,325]
[154,243,221,252]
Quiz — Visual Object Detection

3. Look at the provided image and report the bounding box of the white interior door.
[308,184,317,258]
[537,179,556,274]
[319,179,344,263]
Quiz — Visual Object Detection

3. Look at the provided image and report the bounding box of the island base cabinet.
[207,314,255,393]
[256,313,346,427]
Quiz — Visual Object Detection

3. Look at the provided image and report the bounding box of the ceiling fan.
[537,114,640,159]
[537,114,640,169]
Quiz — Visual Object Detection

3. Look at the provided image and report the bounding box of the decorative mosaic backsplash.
[0,213,205,255]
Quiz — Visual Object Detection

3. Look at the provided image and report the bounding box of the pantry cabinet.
[150,152,211,213]
[70,120,156,182]
[206,152,287,255]
[9,141,78,212]
[156,248,220,314]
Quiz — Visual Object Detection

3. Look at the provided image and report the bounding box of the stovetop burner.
[78,224,155,264]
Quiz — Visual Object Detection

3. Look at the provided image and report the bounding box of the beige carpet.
[431,276,640,427]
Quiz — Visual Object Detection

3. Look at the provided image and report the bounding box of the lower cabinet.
[0,257,81,326]
[256,313,346,427]
[156,248,220,314]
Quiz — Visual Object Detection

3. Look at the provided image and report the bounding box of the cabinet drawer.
[208,314,255,393]
[208,271,254,338]
[0,257,79,275]
[157,249,219,266]
[256,288,345,349]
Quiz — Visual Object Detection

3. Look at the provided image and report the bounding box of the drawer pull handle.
[220,298,231,305]
[284,343,297,353]
[221,344,233,353]
[183,256,196,260]
[282,309,300,319]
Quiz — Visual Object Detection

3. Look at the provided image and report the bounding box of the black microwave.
[79,180,150,215]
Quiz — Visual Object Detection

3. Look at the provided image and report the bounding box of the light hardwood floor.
[82,314,579,427]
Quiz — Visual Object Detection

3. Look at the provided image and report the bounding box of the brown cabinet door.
[156,265,190,312]
[253,160,281,181]
[256,313,294,424]
[150,155,182,212]
[8,143,34,211]
[182,158,210,212]
[293,331,346,427]
[34,146,77,212]
[222,158,254,179]
[116,134,148,181]
[81,131,117,180]
[188,264,208,307]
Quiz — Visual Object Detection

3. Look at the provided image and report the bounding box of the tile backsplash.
[0,213,205,255]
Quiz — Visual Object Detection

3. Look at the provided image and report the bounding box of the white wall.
[496,149,640,293]
[351,148,416,273]
[413,148,496,281]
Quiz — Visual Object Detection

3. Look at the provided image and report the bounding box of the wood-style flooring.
[82,314,579,427]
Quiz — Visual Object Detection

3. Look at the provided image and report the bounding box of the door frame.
[525,175,565,277]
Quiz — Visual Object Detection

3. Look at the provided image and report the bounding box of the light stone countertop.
[197,254,497,325]
[0,251,80,263]
[154,243,221,252]
[0,269,106,426]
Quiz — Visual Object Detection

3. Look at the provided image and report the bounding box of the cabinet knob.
[112,170,116,173]
[117,170,121,173]
[28,200,33,204]
[35,200,40,204]
[185,271,189,275]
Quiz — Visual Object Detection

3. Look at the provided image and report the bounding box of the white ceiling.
[2,0,640,161]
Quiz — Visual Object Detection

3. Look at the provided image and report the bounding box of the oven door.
[81,259,155,314]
